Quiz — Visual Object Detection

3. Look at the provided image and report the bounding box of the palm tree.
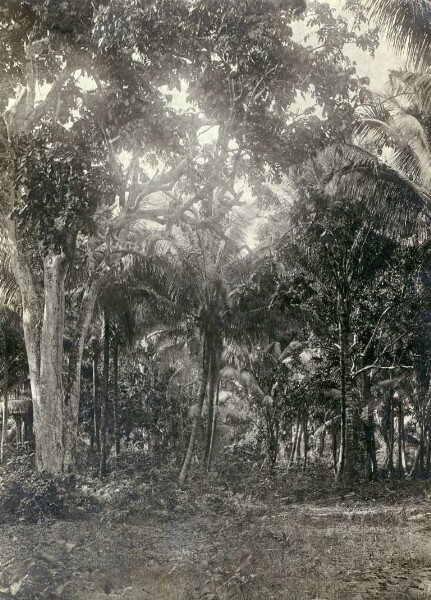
[274,159,415,483]
[367,1,431,70]
[175,227,245,484]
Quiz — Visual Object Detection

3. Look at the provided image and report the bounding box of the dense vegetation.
[1,1,431,598]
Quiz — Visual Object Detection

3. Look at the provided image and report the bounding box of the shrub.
[0,455,70,523]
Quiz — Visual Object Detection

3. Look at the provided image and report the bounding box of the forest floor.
[2,456,431,600]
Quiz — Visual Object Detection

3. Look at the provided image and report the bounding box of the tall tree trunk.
[1,360,8,463]
[93,347,100,452]
[100,311,110,478]
[337,304,356,484]
[207,356,220,470]
[296,425,303,460]
[63,277,99,471]
[389,389,395,475]
[358,366,377,479]
[37,254,67,472]
[415,417,426,478]
[397,399,405,476]
[337,311,347,478]
[288,416,300,469]
[204,345,217,468]
[209,375,220,466]
[179,338,210,485]
[382,388,395,476]
[8,216,99,472]
[331,423,338,474]
[316,422,326,457]
[302,411,309,471]
[113,338,120,457]
[365,412,378,479]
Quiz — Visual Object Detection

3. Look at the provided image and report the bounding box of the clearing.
[1,465,431,600]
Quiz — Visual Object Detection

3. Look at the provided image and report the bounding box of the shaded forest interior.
[2,0,431,598]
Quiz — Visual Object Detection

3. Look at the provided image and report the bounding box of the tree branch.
[26,63,76,130]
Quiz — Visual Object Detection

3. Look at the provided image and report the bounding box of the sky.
[322,0,405,93]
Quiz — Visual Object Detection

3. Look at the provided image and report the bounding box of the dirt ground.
[2,475,431,600]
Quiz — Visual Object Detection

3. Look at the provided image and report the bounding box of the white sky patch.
[316,0,406,93]
[158,83,190,112]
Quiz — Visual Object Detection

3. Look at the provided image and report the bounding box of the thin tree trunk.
[100,311,110,478]
[382,388,395,476]
[93,348,100,452]
[204,345,217,468]
[179,338,210,485]
[401,414,407,471]
[1,361,8,463]
[113,339,120,457]
[316,423,326,457]
[302,411,309,471]
[365,412,378,479]
[207,359,220,469]
[358,367,377,479]
[337,305,356,484]
[267,410,279,468]
[296,425,303,460]
[288,416,300,469]
[397,399,405,476]
[409,406,426,479]
[15,414,22,446]
[388,388,395,476]
[331,424,338,474]
[337,312,347,477]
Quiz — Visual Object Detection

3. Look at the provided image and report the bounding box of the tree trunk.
[100,311,110,478]
[36,254,67,473]
[93,349,100,452]
[296,425,303,460]
[358,367,377,479]
[266,409,279,469]
[336,305,356,484]
[382,388,395,476]
[331,424,338,474]
[365,412,378,479]
[113,339,121,457]
[206,353,220,470]
[204,345,217,468]
[1,361,8,463]
[411,417,426,478]
[302,411,309,471]
[63,277,100,471]
[15,414,22,446]
[179,338,210,485]
[316,423,326,457]
[8,217,99,472]
[397,399,405,476]
[288,416,300,469]
[23,402,34,445]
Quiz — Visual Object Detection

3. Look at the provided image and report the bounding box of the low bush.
[0,455,68,522]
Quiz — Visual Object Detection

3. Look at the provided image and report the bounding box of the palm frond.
[324,144,431,235]
[357,108,431,187]
[390,69,431,113]
[0,234,19,309]
[368,0,431,70]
